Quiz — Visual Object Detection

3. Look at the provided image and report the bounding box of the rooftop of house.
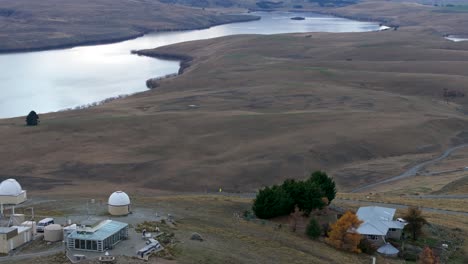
[356,206,406,236]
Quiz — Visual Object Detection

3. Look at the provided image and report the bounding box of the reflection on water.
[0,12,379,118]
[446,35,468,42]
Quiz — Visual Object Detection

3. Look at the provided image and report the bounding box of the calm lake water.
[0,12,379,118]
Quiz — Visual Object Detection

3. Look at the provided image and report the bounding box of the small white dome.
[0,179,23,196]
[108,191,130,206]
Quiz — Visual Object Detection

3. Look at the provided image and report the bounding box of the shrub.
[358,238,376,255]
[306,218,321,239]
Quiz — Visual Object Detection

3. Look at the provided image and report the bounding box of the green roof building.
[67,219,128,252]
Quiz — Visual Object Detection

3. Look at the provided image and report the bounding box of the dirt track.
[352,144,468,192]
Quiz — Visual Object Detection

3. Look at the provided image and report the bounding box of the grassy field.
[6,193,467,263]
[338,193,468,212]
[10,195,405,264]
[3,27,468,194]
[311,0,468,35]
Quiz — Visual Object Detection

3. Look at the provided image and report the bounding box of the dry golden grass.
[312,0,468,35]
[133,195,403,264]
[3,27,468,194]
[338,193,468,213]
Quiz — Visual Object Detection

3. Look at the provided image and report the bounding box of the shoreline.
[0,14,260,55]
[0,10,380,120]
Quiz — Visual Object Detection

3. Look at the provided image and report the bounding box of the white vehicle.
[397,218,407,224]
[36,218,54,232]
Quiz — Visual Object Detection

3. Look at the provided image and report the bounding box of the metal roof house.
[356,206,406,248]
[67,219,128,252]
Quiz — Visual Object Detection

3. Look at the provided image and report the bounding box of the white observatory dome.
[108,191,130,206]
[0,179,23,196]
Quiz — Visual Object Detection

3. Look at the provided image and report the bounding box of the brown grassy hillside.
[2,28,468,193]
[313,0,468,35]
[0,0,257,52]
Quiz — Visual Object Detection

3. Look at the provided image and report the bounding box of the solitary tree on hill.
[26,111,39,126]
[326,211,363,253]
[404,206,427,241]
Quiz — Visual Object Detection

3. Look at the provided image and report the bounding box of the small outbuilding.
[44,224,63,242]
[0,226,33,253]
[108,191,130,216]
[0,179,27,205]
[377,243,399,257]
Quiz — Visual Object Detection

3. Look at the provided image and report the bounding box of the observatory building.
[108,191,130,216]
[67,219,128,252]
[0,179,27,205]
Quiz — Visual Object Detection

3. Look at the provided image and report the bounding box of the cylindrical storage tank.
[44,224,63,242]
[21,221,37,235]
[108,191,130,216]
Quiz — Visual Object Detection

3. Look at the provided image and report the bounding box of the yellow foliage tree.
[325,211,363,253]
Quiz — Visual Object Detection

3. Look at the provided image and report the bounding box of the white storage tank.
[108,191,131,216]
[44,224,63,242]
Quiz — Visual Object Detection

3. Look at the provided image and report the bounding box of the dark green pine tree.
[252,185,295,219]
[26,111,39,126]
[308,171,337,204]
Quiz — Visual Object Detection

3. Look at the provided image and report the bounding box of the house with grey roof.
[356,206,406,247]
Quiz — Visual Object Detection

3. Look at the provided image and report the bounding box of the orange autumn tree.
[326,211,363,253]
[418,247,439,264]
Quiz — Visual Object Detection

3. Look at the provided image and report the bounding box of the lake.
[0,12,379,118]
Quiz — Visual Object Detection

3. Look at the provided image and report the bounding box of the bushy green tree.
[306,218,321,239]
[253,170,336,219]
[308,171,336,204]
[281,179,302,202]
[252,185,295,219]
[296,181,325,215]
